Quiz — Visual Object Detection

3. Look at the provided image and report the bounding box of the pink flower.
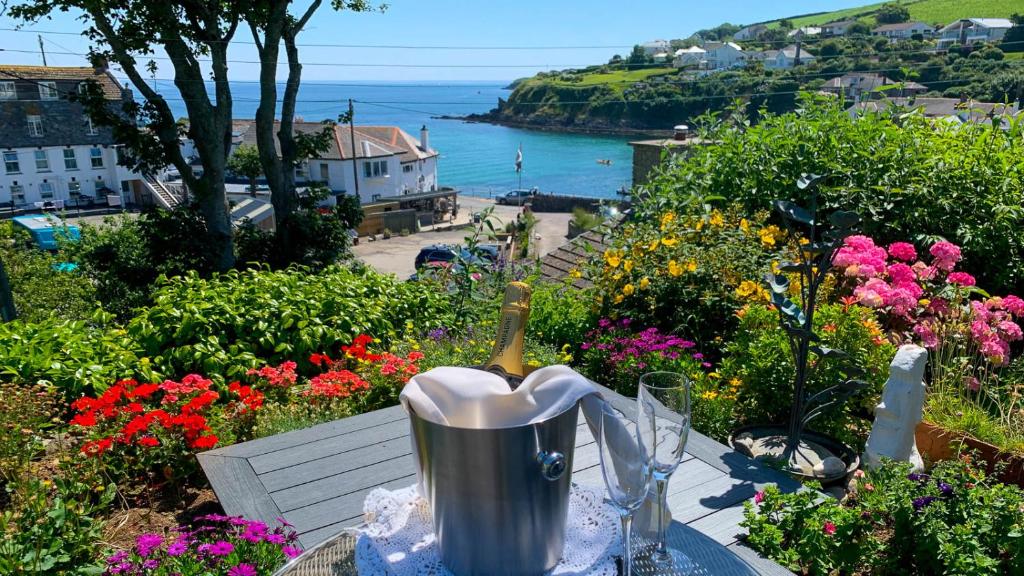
[913,323,939,348]
[912,261,936,281]
[997,320,1023,342]
[228,564,258,576]
[283,546,303,558]
[1003,295,1024,317]
[136,533,163,558]
[886,263,916,285]
[980,338,1010,366]
[844,235,877,251]
[754,491,765,504]
[964,376,980,392]
[947,272,976,286]
[887,242,917,262]
[929,241,961,271]
[822,521,837,536]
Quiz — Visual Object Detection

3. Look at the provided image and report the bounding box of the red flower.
[70,411,97,427]
[138,436,160,448]
[407,351,425,362]
[309,353,331,367]
[191,435,219,450]
[81,437,113,456]
[129,383,160,399]
[822,521,836,536]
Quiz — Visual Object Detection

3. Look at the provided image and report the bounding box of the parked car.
[495,188,537,205]
[414,244,485,270]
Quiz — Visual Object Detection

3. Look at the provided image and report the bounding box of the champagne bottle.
[483,281,531,388]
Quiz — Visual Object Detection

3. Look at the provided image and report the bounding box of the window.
[319,164,329,181]
[94,177,105,194]
[68,181,81,198]
[39,182,54,199]
[3,151,19,174]
[294,162,306,179]
[90,148,104,168]
[78,82,89,95]
[38,81,58,100]
[63,149,78,170]
[403,164,414,173]
[10,184,24,204]
[362,160,388,178]
[34,150,49,172]
[84,115,98,136]
[0,82,15,99]
[27,115,43,137]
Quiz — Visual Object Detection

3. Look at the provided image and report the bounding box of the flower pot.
[729,424,860,487]
[915,421,1024,488]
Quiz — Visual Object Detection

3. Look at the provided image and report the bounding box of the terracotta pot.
[915,420,1024,488]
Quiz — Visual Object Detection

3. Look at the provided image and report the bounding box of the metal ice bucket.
[408,400,580,576]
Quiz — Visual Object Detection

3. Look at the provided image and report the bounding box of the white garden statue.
[863,344,928,472]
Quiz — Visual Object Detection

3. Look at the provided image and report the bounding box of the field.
[770,0,1020,28]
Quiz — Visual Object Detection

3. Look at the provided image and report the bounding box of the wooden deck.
[199,387,800,575]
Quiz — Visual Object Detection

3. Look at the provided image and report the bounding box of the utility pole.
[348,99,360,201]
[38,35,47,66]
[794,39,802,67]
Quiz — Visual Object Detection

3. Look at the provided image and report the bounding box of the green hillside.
[774,0,1020,28]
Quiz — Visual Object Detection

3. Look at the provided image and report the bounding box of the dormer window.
[39,81,58,100]
[0,82,15,100]
[84,115,99,136]
[27,115,43,137]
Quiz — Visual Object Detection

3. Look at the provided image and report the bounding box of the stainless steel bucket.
[409,401,580,576]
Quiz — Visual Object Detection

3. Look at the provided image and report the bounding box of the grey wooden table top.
[199,386,800,575]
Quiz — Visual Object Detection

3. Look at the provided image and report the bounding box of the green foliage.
[742,458,1024,575]
[0,476,114,575]
[1004,14,1024,52]
[875,3,910,25]
[527,281,595,351]
[641,100,1024,294]
[0,383,57,484]
[723,303,896,447]
[252,397,355,439]
[227,143,263,193]
[126,266,452,381]
[0,221,96,323]
[569,207,603,231]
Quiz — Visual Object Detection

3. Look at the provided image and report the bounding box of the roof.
[822,73,926,91]
[232,121,437,163]
[538,228,608,288]
[778,45,815,59]
[674,46,706,56]
[824,20,859,27]
[703,41,743,52]
[873,21,931,32]
[230,197,275,227]
[848,97,1020,125]
[0,65,123,99]
[939,18,1013,32]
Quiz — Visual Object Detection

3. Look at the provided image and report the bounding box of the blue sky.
[0,0,869,81]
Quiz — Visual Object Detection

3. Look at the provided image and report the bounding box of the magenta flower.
[754,491,765,504]
[913,322,939,349]
[228,563,258,576]
[106,551,129,565]
[136,533,163,558]
[929,241,961,271]
[283,546,303,559]
[998,320,1023,342]
[265,533,287,545]
[964,376,981,391]
[208,540,235,556]
[822,520,837,536]
[166,539,189,557]
[947,272,976,287]
[887,242,917,262]
[142,559,160,570]
[1003,295,1024,316]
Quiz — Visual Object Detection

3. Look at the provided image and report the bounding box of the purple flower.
[912,496,938,511]
[427,327,447,342]
[208,540,235,556]
[198,513,232,523]
[107,551,130,565]
[166,539,189,557]
[142,559,160,570]
[136,533,163,558]
[692,352,704,360]
[701,362,712,368]
[938,482,953,496]
[598,318,611,329]
[907,472,930,483]
[283,546,303,559]
[228,563,258,576]
[109,562,134,575]
[265,533,287,545]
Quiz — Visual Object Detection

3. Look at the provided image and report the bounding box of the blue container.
[12,215,80,250]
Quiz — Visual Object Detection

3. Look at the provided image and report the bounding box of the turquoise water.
[159,81,633,199]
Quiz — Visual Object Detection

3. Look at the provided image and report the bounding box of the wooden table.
[200,387,800,575]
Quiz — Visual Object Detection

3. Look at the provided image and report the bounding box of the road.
[352,195,572,279]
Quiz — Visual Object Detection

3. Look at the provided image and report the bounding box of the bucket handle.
[533,424,567,481]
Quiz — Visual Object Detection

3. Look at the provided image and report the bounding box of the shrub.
[724,303,896,447]
[0,383,57,483]
[742,458,1024,575]
[104,515,299,575]
[527,281,596,351]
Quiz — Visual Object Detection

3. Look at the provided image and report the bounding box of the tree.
[847,21,872,36]
[227,144,264,195]
[10,0,239,271]
[627,45,651,66]
[875,3,910,25]
[1002,13,1024,53]
[779,19,793,31]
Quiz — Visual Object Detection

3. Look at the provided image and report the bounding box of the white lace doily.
[354,483,620,575]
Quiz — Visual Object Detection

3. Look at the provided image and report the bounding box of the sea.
[157,80,633,200]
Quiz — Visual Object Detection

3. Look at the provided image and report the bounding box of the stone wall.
[529,194,603,213]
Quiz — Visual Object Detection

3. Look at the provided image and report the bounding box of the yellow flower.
[729,378,742,389]
[709,211,725,228]
[739,218,751,233]
[623,259,634,272]
[735,280,758,298]
[668,260,683,277]
[604,249,621,268]
[639,277,651,290]
[613,272,623,281]
[622,283,635,296]
[919,298,930,307]
[798,237,810,245]
[686,260,698,273]
[758,228,776,248]
[632,243,644,257]
[661,237,679,247]
[700,390,719,401]
[648,239,660,252]
[569,268,582,279]
[709,372,721,379]
[660,212,675,231]
[614,294,624,304]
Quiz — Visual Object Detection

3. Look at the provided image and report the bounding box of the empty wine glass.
[596,401,652,576]
[637,371,693,572]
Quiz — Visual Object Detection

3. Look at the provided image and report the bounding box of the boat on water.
[596,159,612,166]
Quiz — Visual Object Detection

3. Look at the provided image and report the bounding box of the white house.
[762,45,816,69]
[873,21,934,41]
[703,41,746,70]
[734,24,767,41]
[672,46,707,68]
[640,40,672,56]
[788,26,822,39]
[822,20,860,37]
[937,18,1013,48]
[230,121,439,205]
[0,65,145,209]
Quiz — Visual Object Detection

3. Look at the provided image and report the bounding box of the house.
[652,52,672,64]
[702,41,746,70]
[788,26,822,40]
[628,126,707,186]
[0,64,147,210]
[734,24,767,41]
[873,21,934,41]
[937,18,1014,48]
[847,97,1020,128]
[761,45,816,69]
[822,20,860,37]
[821,73,928,101]
[640,40,671,56]
[229,121,439,205]
[672,46,707,69]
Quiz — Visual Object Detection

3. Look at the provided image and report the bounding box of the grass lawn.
[769,0,1020,29]
[1006,51,1024,60]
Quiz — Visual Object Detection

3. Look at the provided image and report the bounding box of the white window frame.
[93,177,105,195]
[68,181,82,198]
[403,164,414,173]
[38,81,58,100]
[90,148,104,168]
[34,150,49,172]
[319,163,329,181]
[63,149,78,170]
[27,115,43,137]
[10,184,25,204]
[39,181,54,199]
[84,115,99,136]
[3,151,19,174]
[0,81,15,100]
[362,159,388,178]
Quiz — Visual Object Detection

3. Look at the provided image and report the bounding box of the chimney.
[419,125,429,152]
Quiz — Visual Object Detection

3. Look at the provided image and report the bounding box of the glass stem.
[620,511,634,576]
[655,475,670,561]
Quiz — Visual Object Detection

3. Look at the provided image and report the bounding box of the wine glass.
[596,401,652,576]
[636,371,693,572]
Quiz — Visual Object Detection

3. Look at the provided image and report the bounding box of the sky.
[0,0,871,82]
